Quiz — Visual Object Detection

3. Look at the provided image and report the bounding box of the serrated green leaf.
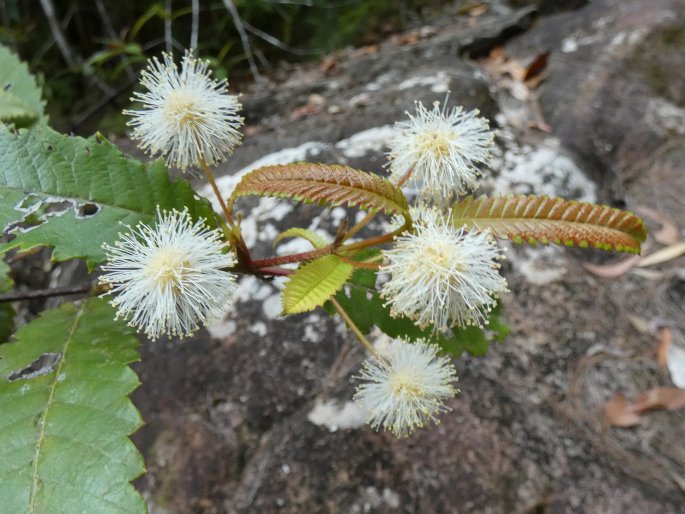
[228,163,409,215]
[273,227,328,249]
[0,297,145,513]
[0,90,38,127]
[283,255,354,314]
[0,45,46,127]
[0,124,217,269]
[330,278,508,358]
[452,195,647,254]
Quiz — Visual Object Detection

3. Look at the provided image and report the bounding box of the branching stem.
[330,297,378,357]
[0,283,96,303]
[200,159,233,225]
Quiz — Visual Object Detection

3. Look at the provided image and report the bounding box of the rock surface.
[131,0,685,512]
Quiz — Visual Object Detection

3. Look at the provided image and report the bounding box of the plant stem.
[343,165,415,242]
[249,243,335,269]
[343,210,376,241]
[200,159,234,225]
[0,283,95,303]
[329,297,378,358]
[249,266,293,277]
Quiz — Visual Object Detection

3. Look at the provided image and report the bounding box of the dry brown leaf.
[633,205,680,245]
[604,387,685,428]
[626,314,650,334]
[288,94,325,121]
[522,51,549,83]
[604,394,642,427]
[633,387,685,413]
[582,255,641,278]
[469,4,489,17]
[658,327,672,369]
[637,241,685,268]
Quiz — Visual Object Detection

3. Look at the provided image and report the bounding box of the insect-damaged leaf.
[0,124,217,269]
[0,298,146,513]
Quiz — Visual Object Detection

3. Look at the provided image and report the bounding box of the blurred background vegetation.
[0,0,450,134]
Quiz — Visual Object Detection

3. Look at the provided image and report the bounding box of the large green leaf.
[282,255,354,314]
[0,45,46,128]
[0,259,13,342]
[0,297,145,513]
[0,123,217,269]
[329,268,508,357]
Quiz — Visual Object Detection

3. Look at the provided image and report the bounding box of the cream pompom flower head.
[100,208,237,340]
[354,338,459,438]
[388,100,494,205]
[380,207,507,332]
[124,51,244,171]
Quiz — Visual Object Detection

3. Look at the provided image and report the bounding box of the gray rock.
[132,1,685,512]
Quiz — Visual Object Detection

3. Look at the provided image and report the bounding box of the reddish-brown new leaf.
[451,195,647,254]
[227,163,408,215]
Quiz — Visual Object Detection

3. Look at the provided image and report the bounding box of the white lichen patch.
[249,321,267,337]
[206,318,237,339]
[488,137,597,202]
[504,243,567,285]
[263,293,282,319]
[307,399,369,431]
[396,70,451,93]
[334,125,396,159]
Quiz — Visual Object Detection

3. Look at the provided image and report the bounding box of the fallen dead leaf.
[522,51,550,89]
[657,326,672,369]
[604,387,685,427]
[667,343,685,388]
[288,94,325,121]
[604,394,642,427]
[582,255,641,278]
[637,241,685,268]
[634,205,680,246]
[633,387,685,413]
[626,314,651,334]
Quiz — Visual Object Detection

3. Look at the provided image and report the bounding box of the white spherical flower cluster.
[380,208,507,332]
[388,100,494,205]
[124,51,244,171]
[354,338,459,438]
[100,209,237,340]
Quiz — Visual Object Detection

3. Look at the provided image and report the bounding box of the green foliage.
[0,123,218,269]
[452,194,647,254]
[0,259,14,342]
[0,298,145,513]
[329,265,509,357]
[228,163,409,216]
[0,45,46,128]
[274,227,328,249]
[282,255,354,314]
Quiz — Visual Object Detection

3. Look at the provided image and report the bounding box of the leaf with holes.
[228,163,409,215]
[451,195,647,254]
[273,227,329,249]
[0,45,46,128]
[0,123,217,269]
[282,255,354,314]
[0,297,145,513]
